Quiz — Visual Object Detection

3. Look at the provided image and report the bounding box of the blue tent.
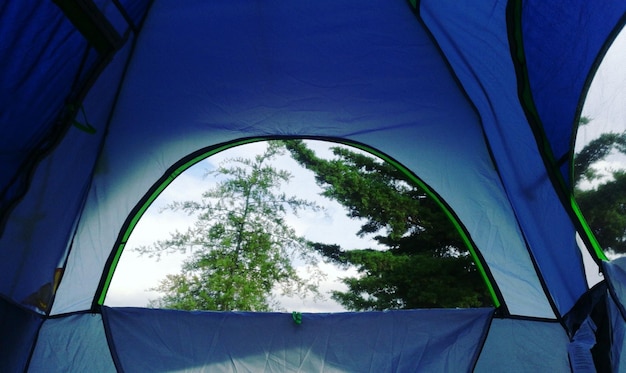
[1,0,626,371]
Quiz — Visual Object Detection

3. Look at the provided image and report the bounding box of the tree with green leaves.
[574,123,626,254]
[137,142,322,311]
[283,140,491,310]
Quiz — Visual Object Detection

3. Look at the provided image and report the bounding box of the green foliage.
[579,116,592,126]
[574,132,626,183]
[284,140,491,310]
[576,170,626,254]
[574,126,626,254]
[138,142,322,311]
[312,243,487,310]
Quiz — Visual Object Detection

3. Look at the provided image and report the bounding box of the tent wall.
[1,0,624,320]
[28,313,115,372]
[0,37,135,311]
[474,318,570,372]
[51,0,553,318]
[0,0,150,228]
[2,0,626,371]
[103,307,492,372]
[0,1,98,216]
[0,0,151,311]
[420,0,589,316]
[22,307,575,372]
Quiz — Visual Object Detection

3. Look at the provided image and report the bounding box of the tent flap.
[103,307,493,372]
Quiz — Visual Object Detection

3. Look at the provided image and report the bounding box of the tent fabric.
[0,39,135,308]
[4,305,577,372]
[0,298,43,372]
[603,258,626,319]
[28,312,116,372]
[0,0,142,222]
[474,318,570,372]
[420,0,587,315]
[2,0,626,371]
[600,259,626,371]
[0,0,139,308]
[602,259,626,371]
[0,1,93,211]
[51,0,552,318]
[103,307,493,372]
[608,295,626,372]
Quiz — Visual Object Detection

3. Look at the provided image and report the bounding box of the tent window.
[104,139,495,311]
[574,28,626,264]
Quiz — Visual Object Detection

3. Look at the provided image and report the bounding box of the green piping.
[571,197,607,261]
[349,143,501,308]
[97,139,256,305]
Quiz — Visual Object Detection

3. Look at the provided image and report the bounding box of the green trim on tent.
[97,137,502,309]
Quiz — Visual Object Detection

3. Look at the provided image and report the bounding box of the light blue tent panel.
[475,318,570,372]
[28,313,116,372]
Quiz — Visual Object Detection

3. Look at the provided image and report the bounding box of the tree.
[576,171,626,253]
[137,142,322,311]
[574,131,626,183]
[283,140,491,310]
[574,126,626,254]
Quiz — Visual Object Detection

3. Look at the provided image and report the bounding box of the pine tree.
[283,140,491,310]
[137,142,322,311]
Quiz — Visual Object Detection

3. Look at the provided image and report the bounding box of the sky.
[105,28,626,312]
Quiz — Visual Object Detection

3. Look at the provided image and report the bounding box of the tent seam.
[100,306,126,373]
[470,308,496,372]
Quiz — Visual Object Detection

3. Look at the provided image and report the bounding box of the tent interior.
[1,0,626,371]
